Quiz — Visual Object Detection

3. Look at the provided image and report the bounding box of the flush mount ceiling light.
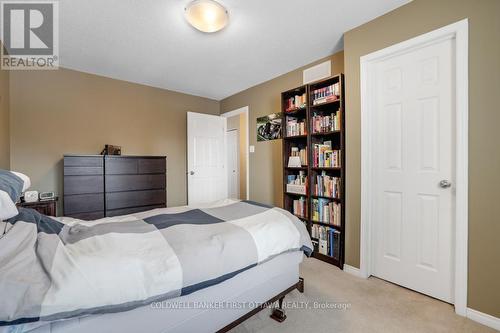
[184,0,228,33]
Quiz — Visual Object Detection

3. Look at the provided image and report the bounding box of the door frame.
[226,129,240,198]
[359,19,468,316]
[221,106,250,200]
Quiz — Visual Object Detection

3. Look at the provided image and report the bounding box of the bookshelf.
[281,74,345,269]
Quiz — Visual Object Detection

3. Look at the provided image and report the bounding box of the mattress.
[13,251,304,333]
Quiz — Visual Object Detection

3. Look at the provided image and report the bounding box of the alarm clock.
[40,192,55,201]
[24,191,39,203]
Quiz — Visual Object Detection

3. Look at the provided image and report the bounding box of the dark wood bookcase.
[281,74,345,269]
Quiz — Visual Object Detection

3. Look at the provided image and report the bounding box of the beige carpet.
[230,257,495,333]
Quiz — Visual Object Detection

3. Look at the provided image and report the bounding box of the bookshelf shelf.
[282,74,346,269]
[284,134,308,140]
[285,166,308,170]
[311,220,342,230]
[311,167,342,171]
[311,130,341,136]
[311,195,341,201]
[309,99,341,108]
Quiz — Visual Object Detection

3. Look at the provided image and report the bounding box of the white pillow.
[11,171,31,191]
[0,171,31,220]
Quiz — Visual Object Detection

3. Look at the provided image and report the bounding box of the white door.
[187,112,227,205]
[227,130,240,199]
[371,37,455,302]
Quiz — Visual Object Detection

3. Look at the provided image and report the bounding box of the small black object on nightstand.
[17,197,58,217]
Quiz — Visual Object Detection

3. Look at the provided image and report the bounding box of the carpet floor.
[230,257,495,333]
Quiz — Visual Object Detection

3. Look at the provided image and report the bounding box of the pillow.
[0,170,31,220]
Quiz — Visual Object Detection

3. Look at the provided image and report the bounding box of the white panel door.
[187,112,227,205]
[372,38,455,302]
[227,130,240,199]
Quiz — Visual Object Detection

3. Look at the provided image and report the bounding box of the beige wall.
[0,66,9,169]
[226,113,247,199]
[220,52,344,207]
[9,68,220,210]
[344,0,500,317]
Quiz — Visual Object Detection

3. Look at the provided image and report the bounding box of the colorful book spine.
[311,110,341,133]
[311,198,341,226]
[292,197,307,218]
[286,116,307,136]
[313,143,341,168]
[285,92,307,111]
[311,83,340,105]
[313,172,341,198]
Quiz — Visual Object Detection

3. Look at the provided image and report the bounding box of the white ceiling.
[60,0,410,100]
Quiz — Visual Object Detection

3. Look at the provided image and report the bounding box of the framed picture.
[257,112,282,141]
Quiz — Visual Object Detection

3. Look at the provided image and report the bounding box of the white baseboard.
[467,308,500,331]
[343,264,364,278]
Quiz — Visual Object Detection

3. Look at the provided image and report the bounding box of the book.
[285,92,307,112]
[311,198,341,226]
[313,171,341,198]
[311,110,341,133]
[286,116,307,136]
[311,83,340,105]
[290,146,308,166]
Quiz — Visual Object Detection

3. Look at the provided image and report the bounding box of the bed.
[0,174,313,333]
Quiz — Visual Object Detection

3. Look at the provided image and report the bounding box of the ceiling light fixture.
[184,0,228,33]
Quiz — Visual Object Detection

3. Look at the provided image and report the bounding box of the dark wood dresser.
[63,155,166,220]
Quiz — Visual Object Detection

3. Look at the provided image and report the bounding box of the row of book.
[312,225,341,259]
[313,142,341,168]
[292,197,307,218]
[311,198,341,226]
[313,172,341,198]
[285,92,307,112]
[312,83,340,105]
[290,146,308,166]
[311,110,342,133]
[286,117,307,137]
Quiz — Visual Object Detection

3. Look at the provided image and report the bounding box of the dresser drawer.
[64,166,103,176]
[105,158,138,174]
[64,156,103,167]
[105,157,166,175]
[105,174,165,192]
[106,190,166,210]
[64,193,104,214]
[138,158,166,174]
[64,176,104,195]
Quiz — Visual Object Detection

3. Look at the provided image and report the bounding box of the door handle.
[439,180,452,188]
[189,171,195,175]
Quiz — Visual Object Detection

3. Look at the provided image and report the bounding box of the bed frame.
[217,277,304,332]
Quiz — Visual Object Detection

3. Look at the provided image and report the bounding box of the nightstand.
[17,198,58,217]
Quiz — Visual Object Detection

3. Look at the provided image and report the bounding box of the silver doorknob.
[189,171,195,175]
[439,180,452,188]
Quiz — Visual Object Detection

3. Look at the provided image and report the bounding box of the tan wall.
[9,68,220,210]
[220,52,344,207]
[0,66,9,169]
[344,0,500,317]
